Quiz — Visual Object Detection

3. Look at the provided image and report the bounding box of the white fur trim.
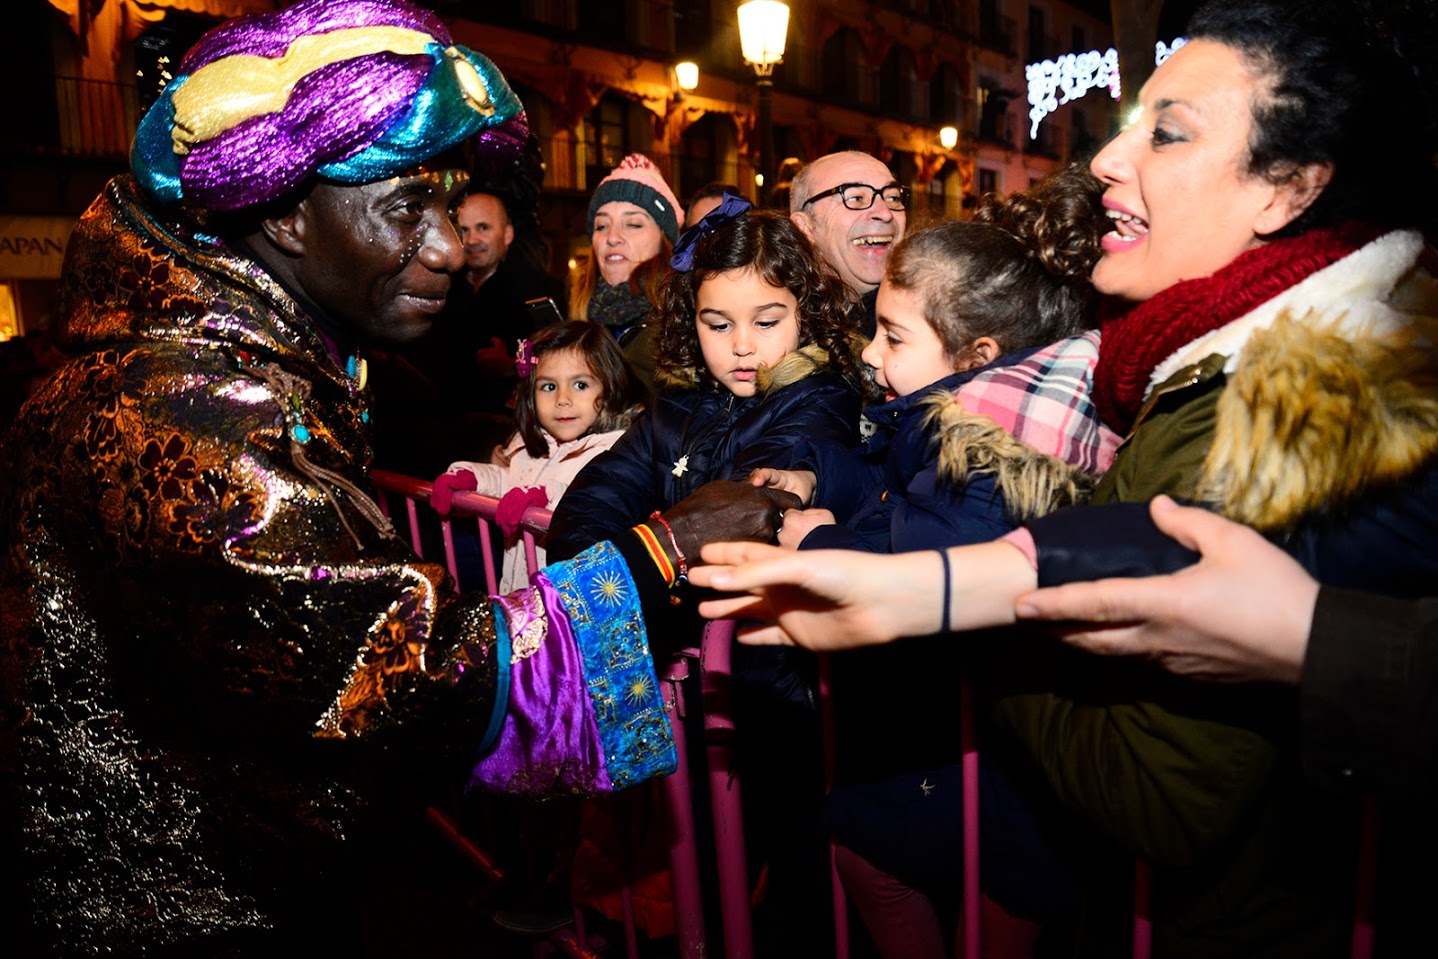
[1146,230,1426,396]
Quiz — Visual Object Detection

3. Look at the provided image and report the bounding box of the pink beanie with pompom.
[586,154,683,243]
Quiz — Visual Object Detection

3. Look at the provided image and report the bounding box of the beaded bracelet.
[648,511,689,586]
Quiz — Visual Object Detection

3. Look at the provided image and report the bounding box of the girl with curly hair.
[545,193,865,948]
[547,194,863,573]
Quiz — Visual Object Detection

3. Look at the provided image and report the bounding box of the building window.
[878,46,918,120]
[979,0,1012,54]
[581,96,632,187]
[1027,6,1049,62]
[821,28,864,104]
[929,62,963,129]
[978,167,1000,197]
[977,79,1012,145]
[578,1,627,41]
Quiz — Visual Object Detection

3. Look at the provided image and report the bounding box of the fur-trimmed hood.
[655,333,867,395]
[1191,232,1438,531]
[921,332,1120,523]
[753,341,834,393]
[926,403,1101,522]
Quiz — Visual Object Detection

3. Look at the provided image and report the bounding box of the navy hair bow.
[669,192,753,271]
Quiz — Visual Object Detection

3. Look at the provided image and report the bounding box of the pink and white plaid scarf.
[952,331,1120,475]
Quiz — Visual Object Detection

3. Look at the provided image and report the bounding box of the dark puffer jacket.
[547,343,861,562]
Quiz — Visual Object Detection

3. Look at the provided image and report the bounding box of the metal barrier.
[372,469,764,959]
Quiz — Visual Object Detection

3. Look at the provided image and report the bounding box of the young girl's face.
[535,348,603,442]
[864,282,965,400]
[695,268,801,397]
[592,201,663,286]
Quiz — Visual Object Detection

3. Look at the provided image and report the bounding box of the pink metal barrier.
[371,470,772,959]
[375,469,1386,959]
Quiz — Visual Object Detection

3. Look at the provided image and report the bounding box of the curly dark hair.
[513,321,645,457]
[653,209,862,391]
[1186,0,1437,236]
[885,164,1104,356]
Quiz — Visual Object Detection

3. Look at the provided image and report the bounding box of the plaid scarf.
[952,331,1121,475]
[1092,222,1383,434]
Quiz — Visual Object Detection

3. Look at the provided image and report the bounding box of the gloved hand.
[496,486,549,537]
[430,469,478,515]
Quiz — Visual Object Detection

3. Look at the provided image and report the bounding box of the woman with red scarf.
[693,0,1438,954]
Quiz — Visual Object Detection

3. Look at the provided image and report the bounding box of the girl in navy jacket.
[548,197,864,572]
[545,195,865,946]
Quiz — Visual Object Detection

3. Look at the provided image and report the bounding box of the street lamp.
[939,125,959,150]
[737,0,789,203]
[675,61,700,94]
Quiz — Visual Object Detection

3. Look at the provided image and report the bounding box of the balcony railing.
[40,76,139,159]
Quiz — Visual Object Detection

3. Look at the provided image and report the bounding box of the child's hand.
[777,508,835,548]
[748,468,816,506]
[431,469,478,514]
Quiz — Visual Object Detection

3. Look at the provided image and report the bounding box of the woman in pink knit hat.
[570,153,684,394]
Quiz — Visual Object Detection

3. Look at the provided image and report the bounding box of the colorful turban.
[131,0,528,211]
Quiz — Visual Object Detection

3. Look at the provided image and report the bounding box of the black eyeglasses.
[800,182,910,211]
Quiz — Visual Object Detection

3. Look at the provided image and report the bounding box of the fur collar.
[1150,230,1428,391]
[928,402,1099,522]
[1201,263,1438,530]
[654,341,835,394]
[754,341,832,393]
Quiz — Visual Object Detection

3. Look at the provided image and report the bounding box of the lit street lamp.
[737,0,789,203]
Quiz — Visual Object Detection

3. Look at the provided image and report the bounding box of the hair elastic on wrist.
[937,548,952,635]
[632,523,675,587]
[648,511,688,586]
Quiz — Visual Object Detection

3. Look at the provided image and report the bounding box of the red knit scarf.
[1093,222,1385,433]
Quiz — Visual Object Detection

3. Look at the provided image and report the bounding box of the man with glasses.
[790,151,909,338]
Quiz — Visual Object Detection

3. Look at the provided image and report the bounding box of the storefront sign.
[0,216,75,279]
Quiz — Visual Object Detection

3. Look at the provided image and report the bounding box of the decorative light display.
[1026,38,1185,139]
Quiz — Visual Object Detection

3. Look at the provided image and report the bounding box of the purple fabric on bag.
[469,578,612,796]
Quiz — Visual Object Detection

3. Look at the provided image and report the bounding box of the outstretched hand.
[1014,496,1317,684]
[690,543,941,648]
[691,540,1033,650]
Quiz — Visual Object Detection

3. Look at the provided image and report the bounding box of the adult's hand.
[691,540,1034,650]
[661,479,802,562]
[1014,495,1317,684]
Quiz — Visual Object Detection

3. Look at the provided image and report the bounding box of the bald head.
[789,152,907,295]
